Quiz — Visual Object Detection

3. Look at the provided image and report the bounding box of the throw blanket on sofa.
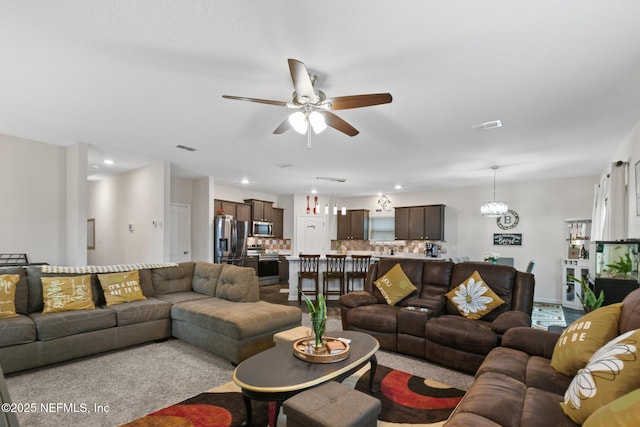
[41,263,179,274]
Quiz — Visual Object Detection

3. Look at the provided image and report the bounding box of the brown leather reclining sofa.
[339,258,535,374]
[446,287,640,426]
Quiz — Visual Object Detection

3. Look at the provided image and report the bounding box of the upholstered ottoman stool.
[273,325,311,346]
[283,381,380,427]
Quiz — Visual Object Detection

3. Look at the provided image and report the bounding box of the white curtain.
[593,162,628,241]
[591,178,606,241]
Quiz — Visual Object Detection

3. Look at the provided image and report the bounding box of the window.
[370,217,395,241]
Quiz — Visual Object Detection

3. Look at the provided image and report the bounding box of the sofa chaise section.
[0,261,301,373]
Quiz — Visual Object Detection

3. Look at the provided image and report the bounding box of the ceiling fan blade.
[222,95,289,107]
[324,93,392,110]
[273,118,291,134]
[322,111,359,137]
[288,59,316,101]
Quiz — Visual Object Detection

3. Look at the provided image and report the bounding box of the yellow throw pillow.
[41,275,95,314]
[582,388,640,427]
[373,264,417,306]
[0,274,20,319]
[551,303,622,376]
[561,328,640,425]
[98,270,146,306]
[445,270,505,320]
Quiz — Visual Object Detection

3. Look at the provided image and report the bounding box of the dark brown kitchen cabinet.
[244,199,274,222]
[337,209,369,240]
[394,207,409,240]
[394,204,445,241]
[278,255,289,283]
[235,203,252,223]
[244,255,258,274]
[214,199,252,223]
[272,207,284,238]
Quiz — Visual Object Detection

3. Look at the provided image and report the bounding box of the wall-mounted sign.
[494,233,522,246]
[497,210,519,230]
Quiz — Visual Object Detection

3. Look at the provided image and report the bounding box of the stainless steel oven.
[247,246,280,285]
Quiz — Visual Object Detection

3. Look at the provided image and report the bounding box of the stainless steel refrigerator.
[214,218,248,264]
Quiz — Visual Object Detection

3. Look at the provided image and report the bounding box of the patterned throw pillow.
[582,388,640,427]
[0,274,20,319]
[373,263,417,306]
[445,270,505,320]
[98,270,146,306]
[561,328,640,425]
[550,303,622,376]
[41,275,95,314]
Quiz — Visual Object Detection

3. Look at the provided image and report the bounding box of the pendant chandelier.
[481,166,508,217]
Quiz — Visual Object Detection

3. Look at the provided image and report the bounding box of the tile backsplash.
[248,237,291,251]
[331,239,446,255]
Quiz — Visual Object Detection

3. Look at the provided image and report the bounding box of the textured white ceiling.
[2,1,640,196]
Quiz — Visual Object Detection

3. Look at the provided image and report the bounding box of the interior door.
[297,215,325,254]
[170,203,191,262]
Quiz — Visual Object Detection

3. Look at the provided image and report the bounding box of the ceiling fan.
[222,59,392,143]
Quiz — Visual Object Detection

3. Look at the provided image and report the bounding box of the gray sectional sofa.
[0,262,301,374]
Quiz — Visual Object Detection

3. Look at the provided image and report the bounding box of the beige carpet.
[5,318,473,427]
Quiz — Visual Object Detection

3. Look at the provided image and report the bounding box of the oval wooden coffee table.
[232,330,379,426]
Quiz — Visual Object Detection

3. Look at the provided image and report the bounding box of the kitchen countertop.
[286,253,445,261]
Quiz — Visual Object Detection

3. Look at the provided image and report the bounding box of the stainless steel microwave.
[252,221,273,237]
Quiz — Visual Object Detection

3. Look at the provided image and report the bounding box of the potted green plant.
[569,275,604,312]
[299,290,326,352]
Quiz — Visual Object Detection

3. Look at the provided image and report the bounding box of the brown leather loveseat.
[339,258,535,373]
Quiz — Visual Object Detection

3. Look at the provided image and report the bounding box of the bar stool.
[346,255,371,293]
[298,254,320,304]
[323,254,347,297]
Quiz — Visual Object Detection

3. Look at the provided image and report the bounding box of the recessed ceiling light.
[103,159,114,165]
[311,189,317,194]
[395,184,402,190]
[241,178,249,185]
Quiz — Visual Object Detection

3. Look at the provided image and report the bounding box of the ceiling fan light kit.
[223,58,392,148]
[481,166,509,217]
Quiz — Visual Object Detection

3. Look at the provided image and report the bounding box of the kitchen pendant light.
[341,205,347,215]
[324,203,329,214]
[481,166,508,217]
[333,204,338,215]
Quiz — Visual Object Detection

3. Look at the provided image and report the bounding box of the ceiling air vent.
[316,176,346,183]
[176,144,197,152]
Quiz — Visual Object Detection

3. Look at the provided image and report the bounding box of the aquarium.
[594,240,640,305]
[595,240,640,281]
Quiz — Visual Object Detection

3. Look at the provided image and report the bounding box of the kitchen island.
[286,253,445,301]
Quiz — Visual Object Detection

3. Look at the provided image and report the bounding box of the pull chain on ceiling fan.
[223,59,392,148]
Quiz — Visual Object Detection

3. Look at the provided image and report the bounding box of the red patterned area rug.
[122,365,465,427]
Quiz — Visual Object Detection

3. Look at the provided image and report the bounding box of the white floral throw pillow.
[445,271,505,320]
[561,328,640,425]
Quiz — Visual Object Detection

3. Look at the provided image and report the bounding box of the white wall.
[191,176,214,262]
[1,134,67,265]
[66,142,88,265]
[87,162,168,264]
[333,175,598,303]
